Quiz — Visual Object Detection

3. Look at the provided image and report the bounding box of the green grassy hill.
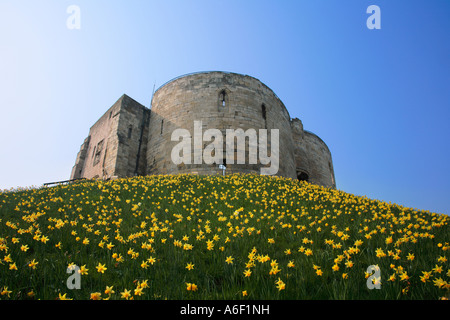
[0,174,448,300]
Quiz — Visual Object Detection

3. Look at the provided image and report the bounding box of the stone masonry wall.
[113,95,149,178]
[290,117,335,188]
[146,72,297,178]
[302,131,335,188]
[70,136,91,179]
[70,97,121,180]
[70,94,147,180]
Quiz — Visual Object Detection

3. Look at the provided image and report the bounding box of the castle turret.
[146,71,296,178]
[70,94,149,180]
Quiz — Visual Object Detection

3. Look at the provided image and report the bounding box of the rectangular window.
[262,104,267,129]
[219,90,227,108]
[93,140,104,166]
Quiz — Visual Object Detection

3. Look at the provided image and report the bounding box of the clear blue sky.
[1,1,449,215]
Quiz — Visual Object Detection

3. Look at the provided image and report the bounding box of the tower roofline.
[152,71,289,117]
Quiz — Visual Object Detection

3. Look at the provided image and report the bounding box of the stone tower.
[71,94,149,180]
[71,71,336,188]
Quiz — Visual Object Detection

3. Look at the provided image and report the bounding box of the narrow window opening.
[160,119,164,135]
[93,140,104,167]
[219,90,227,107]
[261,104,267,129]
[128,126,132,139]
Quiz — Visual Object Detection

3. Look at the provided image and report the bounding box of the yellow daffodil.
[399,272,409,281]
[120,289,132,300]
[96,263,107,273]
[432,265,443,274]
[28,259,38,269]
[134,287,144,296]
[105,286,115,295]
[58,293,72,300]
[186,263,194,271]
[420,271,432,283]
[1,286,12,298]
[90,292,102,300]
[275,278,285,291]
[79,265,88,275]
[186,283,198,292]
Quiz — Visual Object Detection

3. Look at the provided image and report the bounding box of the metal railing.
[43,178,86,187]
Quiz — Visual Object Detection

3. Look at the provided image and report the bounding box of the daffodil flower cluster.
[0,174,448,300]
